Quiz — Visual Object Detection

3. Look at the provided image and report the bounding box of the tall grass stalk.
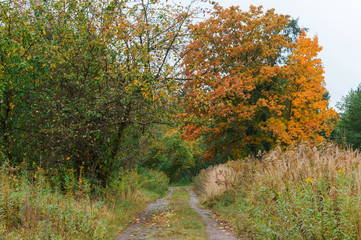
[195,143,361,239]
[0,164,169,239]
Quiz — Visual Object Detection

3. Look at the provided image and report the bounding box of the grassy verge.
[149,188,207,240]
[105,189,165,238]
[194,143,361,239]
[168,182,192,187]
[0,166,168,239]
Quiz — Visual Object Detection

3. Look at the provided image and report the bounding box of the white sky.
[177,0,361,109]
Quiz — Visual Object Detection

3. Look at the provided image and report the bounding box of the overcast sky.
[178,0,361,110]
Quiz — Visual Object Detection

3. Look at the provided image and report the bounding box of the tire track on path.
[114,189,174,240]
[114,187,240,240]
[187,187,239,240]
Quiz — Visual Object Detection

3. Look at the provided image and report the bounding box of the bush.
[0,166,108,239]
[0,188,5,238]
[141,169,169,195]
[142,132,195,182]
[0,165,169,239]
[106,169,169,204]
[107,169,144,203]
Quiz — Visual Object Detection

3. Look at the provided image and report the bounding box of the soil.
[188,188,239,240]
[114,189,174,240]
[114,187,240,240]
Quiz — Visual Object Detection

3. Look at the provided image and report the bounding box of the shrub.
[0,167,109,239]
[142,132,195,182]
[0,188,5,238]
[141,169,169,195]
[107,169,144,203]
[0,166,168,239]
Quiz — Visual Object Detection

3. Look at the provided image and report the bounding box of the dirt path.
[188,188,239,240]
[114,189,174,240]
[114,187,240,240]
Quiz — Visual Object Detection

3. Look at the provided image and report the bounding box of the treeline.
[1,0,351,187]
[0,0,193,184]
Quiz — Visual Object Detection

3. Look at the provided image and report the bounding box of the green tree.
[142,130,195,182]
[337,84,361,149]
[0,0,193,183]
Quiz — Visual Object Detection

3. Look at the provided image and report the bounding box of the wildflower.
[338,168,344,174]
[305,176,313,183]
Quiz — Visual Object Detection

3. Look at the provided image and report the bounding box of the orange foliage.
[180,5,338,160]
[264,31,338,145]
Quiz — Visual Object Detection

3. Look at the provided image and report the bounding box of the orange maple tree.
[180,5,338,160]
[264,31,339,145]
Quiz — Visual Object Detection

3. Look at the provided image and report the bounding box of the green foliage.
[141,169,169,195]
[142,131,195,182]
[337,84,361,149]
[0,169,107,239]
[0,163,168,239]
[107,169,144,202]
[0,0,191,183]
[0,190,4,237]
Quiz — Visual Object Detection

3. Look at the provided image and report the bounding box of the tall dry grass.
[193,164,238,203]
[195,143,361,239]
[0,163,169,239]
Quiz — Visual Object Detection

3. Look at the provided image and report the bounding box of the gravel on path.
[114,186,240,240]
[114,189,174,240]
[187,188,240,240]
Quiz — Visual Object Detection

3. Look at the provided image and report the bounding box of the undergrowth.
[0,162,169,239]
[194,143,361,239]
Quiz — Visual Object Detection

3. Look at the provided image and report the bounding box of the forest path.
[188,188,239,240]
[114,187,239,240]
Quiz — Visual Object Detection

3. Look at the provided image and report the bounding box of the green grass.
[169,182,192,187]
[149,188,207,240]
[106,189,164,238]
[0,167,169,239]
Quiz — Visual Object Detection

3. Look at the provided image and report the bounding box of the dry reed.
[195,143,361,239]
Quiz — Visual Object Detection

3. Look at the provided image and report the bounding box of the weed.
[0,164,169,239]
[193,164,238,203]
[195,143,361,239]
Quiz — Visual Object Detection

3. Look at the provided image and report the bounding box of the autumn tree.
[0,0,193,182]
[180,5,338,161]
[264,31,338,145]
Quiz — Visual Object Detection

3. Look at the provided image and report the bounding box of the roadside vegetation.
[194,143,361,239]
[1,0,358,239]
[0,160,169,239]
